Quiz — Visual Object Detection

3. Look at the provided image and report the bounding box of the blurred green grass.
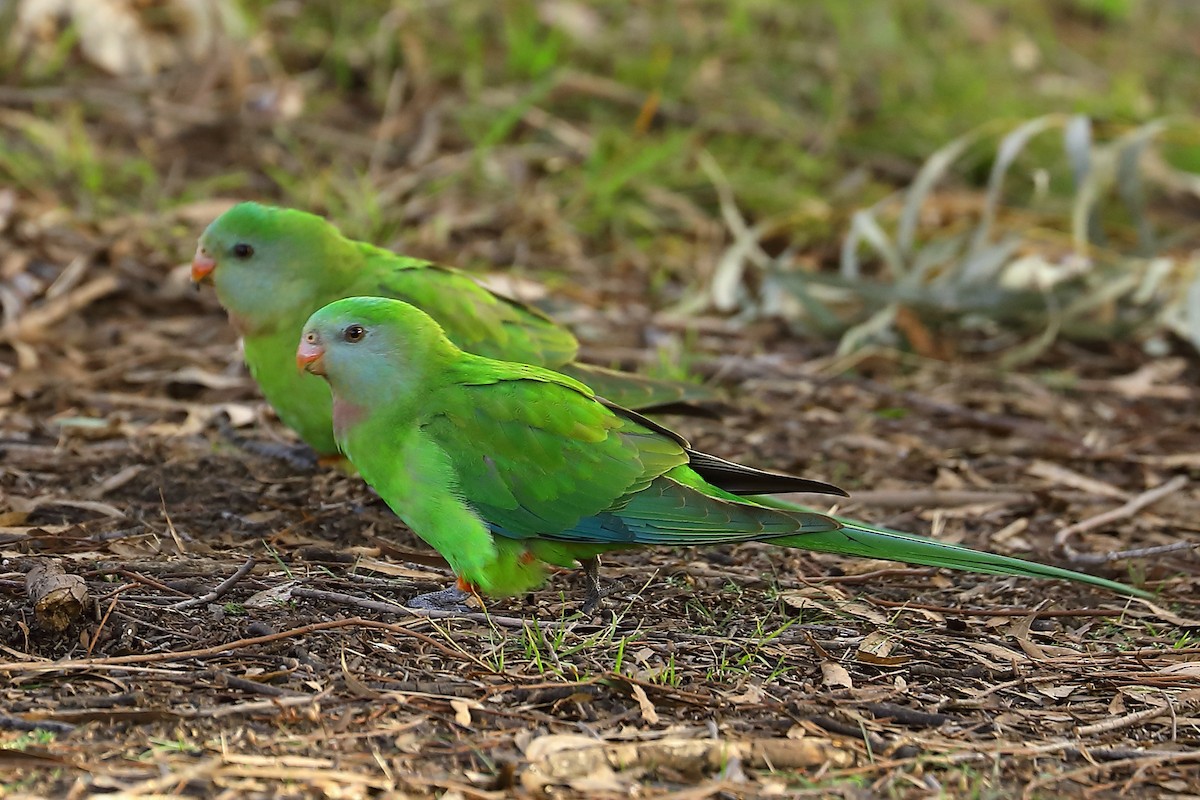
[2,0,1199,331]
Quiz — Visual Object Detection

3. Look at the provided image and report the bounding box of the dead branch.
[24,559,89,633]
[1,274,120,343]
[290,586,567,630]
[1055,475,1189,559]
[0,617,491,674]
[171,556,256,610]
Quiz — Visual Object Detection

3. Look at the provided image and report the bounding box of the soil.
[1,198,1198,798]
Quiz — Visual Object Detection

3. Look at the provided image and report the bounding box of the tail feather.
[752,495,1151,599]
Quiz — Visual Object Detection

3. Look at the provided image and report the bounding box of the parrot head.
[298,296,458,400]
[193,202,353,334]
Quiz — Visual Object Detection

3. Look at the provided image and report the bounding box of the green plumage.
[300,296,1150,601]
[196,202,714,456]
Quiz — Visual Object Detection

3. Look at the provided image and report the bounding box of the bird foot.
[406,586,475,613]
[578,556,606,616]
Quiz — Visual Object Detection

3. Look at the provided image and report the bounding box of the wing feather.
[423,369,688,538]
[353,249,580,367]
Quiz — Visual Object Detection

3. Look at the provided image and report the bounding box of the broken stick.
[25,558,89,632]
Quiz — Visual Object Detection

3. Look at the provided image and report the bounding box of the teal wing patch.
[538,474,843,546]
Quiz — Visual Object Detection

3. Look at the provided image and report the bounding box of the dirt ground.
[1,195,1198,798]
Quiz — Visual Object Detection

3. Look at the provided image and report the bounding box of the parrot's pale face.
[192,203,348,335]
[298,296,447,417]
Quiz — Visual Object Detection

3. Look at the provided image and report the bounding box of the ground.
[3,2,1200,798]
[2,209,1198,797]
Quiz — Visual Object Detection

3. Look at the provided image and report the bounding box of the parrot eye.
[343,324,366,343]
[304,331,317,344]
[232,243,254,259]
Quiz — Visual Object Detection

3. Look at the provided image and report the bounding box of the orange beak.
[191,248,216,284]
[296,337,326,375]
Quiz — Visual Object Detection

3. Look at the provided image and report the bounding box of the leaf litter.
[1,184,1198,799]
[1,4,1199,798]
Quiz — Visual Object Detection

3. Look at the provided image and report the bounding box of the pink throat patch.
[332,398,366,433]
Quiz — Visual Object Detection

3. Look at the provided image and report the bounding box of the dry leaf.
[856,631,909,666]
[450,699,473,728]
[725,683,765,705]
[1035,683,1077,699]
[244,581,297,609]
[628,683,659,725]
[340,650,381,700]
[351,558,448,582]
[821,661,853,690]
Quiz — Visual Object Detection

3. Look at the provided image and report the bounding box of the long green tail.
[751,495,1152,599]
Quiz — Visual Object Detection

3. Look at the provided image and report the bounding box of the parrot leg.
[406,585,474,613]
[579,556,605,615]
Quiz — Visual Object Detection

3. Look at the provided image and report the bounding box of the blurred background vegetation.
[3,0,1200,360]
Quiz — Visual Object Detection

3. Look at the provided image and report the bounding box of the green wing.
[353,244,721,413]
[557,363,722,415]
[423,361,689,537]
[554,471,842,546]
[421,360,840,548]
[352,245,580,368]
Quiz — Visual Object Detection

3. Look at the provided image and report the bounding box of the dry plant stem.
[192,693,331,720]
[1055,475,1189,559]
[1,275,120,343]
[866,599,1135,618]
[0,617,491,674]
[1020,749,1200,800]
[1074,700,1176,737]
[291,586,567,630]
[171,556,256,610]
[1064,540,1198,566]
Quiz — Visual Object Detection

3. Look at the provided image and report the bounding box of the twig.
[171,556,256,611]
[1021,748,1200,800]
[0,714,76,734]
[866,599,1135,618]
[87,587,131,657]
[861,702,955,729]
[789,489,1035,509]
[200,670,310,698]
[1074,701,1174,737]
[290,587,567,630]
[0,617,491,674]
[1055,475,1189,559]
[1,275,120,343]
[114,569,193,597]
[190,692,329,720]
[1066,540,1199,565]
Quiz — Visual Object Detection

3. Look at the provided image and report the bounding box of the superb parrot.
[193,202,716,458]
[296,295,1149,610]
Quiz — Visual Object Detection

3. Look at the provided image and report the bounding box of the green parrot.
[296,296,1150,610]
[193,202,716,459]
